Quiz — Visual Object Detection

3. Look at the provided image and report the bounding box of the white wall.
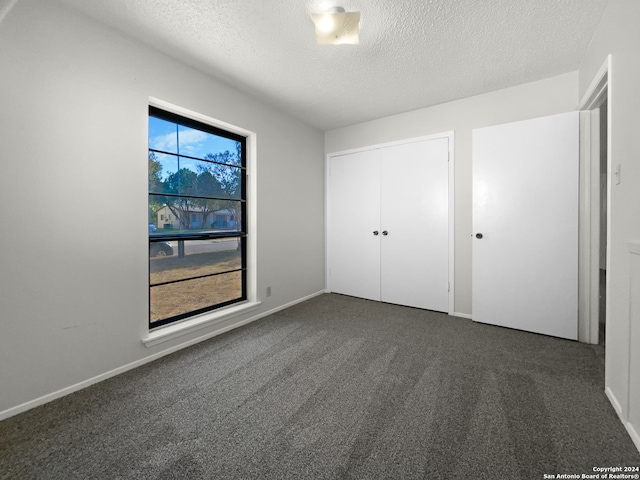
[0,0,325,417]
[578,0,640,451]
[325,73,578,316]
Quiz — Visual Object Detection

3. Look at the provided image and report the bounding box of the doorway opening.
[598,98,608,352]
[578,55,610,361]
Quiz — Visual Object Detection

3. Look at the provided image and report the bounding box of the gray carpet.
[1,293,639,479]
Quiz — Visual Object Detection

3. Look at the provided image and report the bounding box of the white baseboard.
[604,386,640,454]
[626,420,640,454]
[0,290,326,422]
[264,290,326,317]
[605,386,623,417]
[452,311,472,320]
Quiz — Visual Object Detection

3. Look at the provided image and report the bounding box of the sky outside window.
[149,116,240,181]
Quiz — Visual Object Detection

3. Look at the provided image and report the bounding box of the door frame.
[325,131,455,314]
[578,55,611,345]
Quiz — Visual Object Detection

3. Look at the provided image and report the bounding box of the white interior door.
[472,112,579,340]
[380,138,449,311]
[328,149,381,301]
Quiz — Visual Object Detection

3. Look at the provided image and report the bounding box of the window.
[148,106,247,328]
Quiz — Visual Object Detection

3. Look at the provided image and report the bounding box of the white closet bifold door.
[379,138,449,311]
[328,136,450,312]
[328,148,381,302]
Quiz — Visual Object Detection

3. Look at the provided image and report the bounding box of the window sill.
[142,301,261,348]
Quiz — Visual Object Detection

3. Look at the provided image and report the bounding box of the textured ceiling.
[57,0,609,130]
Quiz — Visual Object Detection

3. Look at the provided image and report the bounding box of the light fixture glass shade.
[311,9,360,45]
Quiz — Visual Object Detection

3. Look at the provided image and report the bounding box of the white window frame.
[143,97,259,347]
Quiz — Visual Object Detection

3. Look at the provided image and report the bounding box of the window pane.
[177,125,241,163]
[148,196,242,233]
[164,161,198,197]
[149,155,241,199]
[148,117,177,153]
[150,239,241,284]
[148,152,178,195]
[208,164,242,200]
[183,158,242,200]
[150,271,243,323]
[209,201,242,231]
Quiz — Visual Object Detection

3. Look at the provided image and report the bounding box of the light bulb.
[313,12,345,36]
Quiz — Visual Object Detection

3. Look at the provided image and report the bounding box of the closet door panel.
[379,138,449,311]
[328,150,381,301]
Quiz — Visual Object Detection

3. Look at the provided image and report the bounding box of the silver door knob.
[373,231,379,236]
[382,231,388,236]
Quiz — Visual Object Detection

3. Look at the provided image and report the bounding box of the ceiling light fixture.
[311,6,360,45]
